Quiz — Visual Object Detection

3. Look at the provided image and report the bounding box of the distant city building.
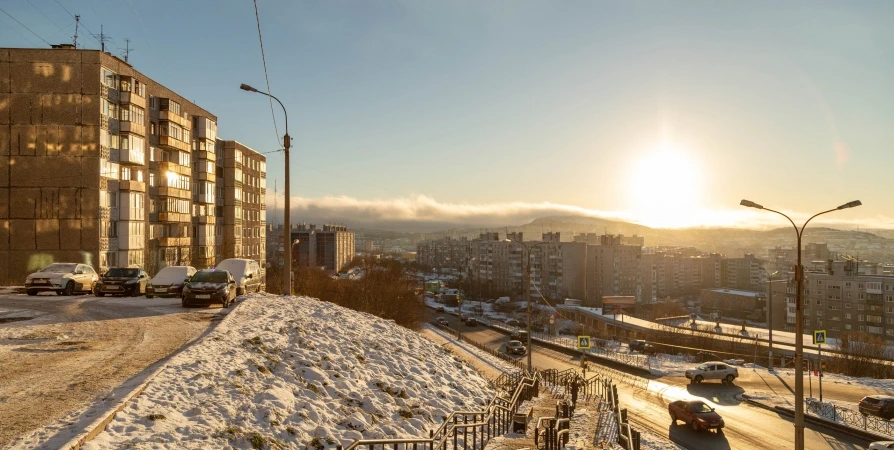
[291,224,355,274]
[415,236,471,270]
[217,140,266,277]
[699,288,765,322]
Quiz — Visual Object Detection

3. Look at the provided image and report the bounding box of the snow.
[149,266,194,284]
[83,294,495,449]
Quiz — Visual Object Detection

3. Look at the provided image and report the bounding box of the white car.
[25,263,98,296]
[145,266,197,298]
[685,361,739,384]
[869,442,894,450]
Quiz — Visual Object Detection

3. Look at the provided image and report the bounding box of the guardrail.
[806,398,894,438]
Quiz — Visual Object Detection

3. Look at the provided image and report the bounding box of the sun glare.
[626,144,704,228]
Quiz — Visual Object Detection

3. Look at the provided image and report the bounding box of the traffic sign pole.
[818,344,823,402]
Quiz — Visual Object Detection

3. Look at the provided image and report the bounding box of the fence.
[805,398,894,438]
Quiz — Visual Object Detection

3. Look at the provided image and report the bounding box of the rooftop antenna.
[73,15,80,48]
[123,38,132,62]
[93,24,111,52]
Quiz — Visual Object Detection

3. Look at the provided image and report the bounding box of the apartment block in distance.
[216,140,267,276]
[291,224,355,274]
[0,46,223,282]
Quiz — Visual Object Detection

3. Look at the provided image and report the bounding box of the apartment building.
[641,250,721,302]
[768,243,830,274]
[291,224,355,274]
[0,46,264,283]
[699,288,765,322]
[415,236,471,270]
[720,253,765,292]
[586,234,642,306]
[216,140,266,277]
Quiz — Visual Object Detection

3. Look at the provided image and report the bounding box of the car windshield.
[191,271,228,283]
[152,267,189,284]
[689,402,713,413]
[105,268,139,277]
[40,263,77,273]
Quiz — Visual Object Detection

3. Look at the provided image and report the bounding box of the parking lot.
[0,291,227,447]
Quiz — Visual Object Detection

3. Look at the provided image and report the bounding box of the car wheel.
[146,295,153,299]
[695,375,703,384]
[61,281,74,296]
[27,289,37,296]
[181,298,189,308]
[256,285,261,293]
[95,291,105,297]
[670,412,677,424]
[691,420,699,432]
[237,287,245,296]
[725,374,735,384]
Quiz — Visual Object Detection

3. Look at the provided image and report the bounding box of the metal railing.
[805,398,894,438]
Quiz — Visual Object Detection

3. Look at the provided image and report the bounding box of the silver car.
[25,263,98,296]
[685,362,739,384]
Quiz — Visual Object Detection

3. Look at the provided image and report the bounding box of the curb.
[739,394,778,412]
[59,296,249,450]
[740,395,888,443]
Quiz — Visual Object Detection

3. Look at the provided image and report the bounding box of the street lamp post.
[509,238,548,373]
[240,83,291,295]
[760,268,779,371]
[740,199,861,450]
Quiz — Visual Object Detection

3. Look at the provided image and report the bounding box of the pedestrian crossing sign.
[813,330,826,345]
[578,336,591,349]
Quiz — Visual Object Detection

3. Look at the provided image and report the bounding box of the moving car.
[94,267,149,297]
[869,441,894,450]
[506,340,526,355]
[511,330,529,342]
[465,317,478,326]
[145,266,197,299]
[182,269,237,308]
[215,258,263,295]
[435,306,445,313]
[506,318,520,327]
[25,263,98,296]
[685,362,739,384]
[668,400,724,432]
[435,317,449,326]
[629,339,646,353]
[859,395,894,421]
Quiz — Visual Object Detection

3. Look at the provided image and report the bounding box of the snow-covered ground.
[79,294,495,450]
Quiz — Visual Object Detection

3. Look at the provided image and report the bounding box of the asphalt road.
[435,313,871,450]
[0,292,226,447]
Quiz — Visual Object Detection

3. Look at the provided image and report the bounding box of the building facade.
[291,224,355,274]
[217,140,266,276]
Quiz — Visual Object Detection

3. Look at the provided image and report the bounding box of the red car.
[669,400,724,432]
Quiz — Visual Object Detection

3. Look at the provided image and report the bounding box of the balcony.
[100,84,119,102]
[99,206,119,221]
[158,135,190,152]
[157,186,191,200]
[117,147,146,165]
[158,237,189,247]
[196,150,216,162]
[195,215,216,224]
[120,121,146,136]
[159,110,190,129]
[157,212,191,223]
[119,206,144,222]
[157,160,191,177]
[119,91,146,108]
[118,180,146,192]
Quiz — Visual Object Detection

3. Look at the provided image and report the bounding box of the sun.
[626,144,704,228]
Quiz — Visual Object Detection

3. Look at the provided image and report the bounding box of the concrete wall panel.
[0,93,10,125]
[81,217,98,250]
[0,219,8,250]
[9,93,35,125]
[9,187,38,219]
[0,156,7,185]
[41,94,83,127]
[9,219,36,250]
[80,187,98,215]
[81,63,101,96]
[38,188,58,219]
[36,218,60,250]
[80,157,100,189]
[0,188,7,219]
[60,218,80,250]
[58,187,80,219]
[0,50,10,93]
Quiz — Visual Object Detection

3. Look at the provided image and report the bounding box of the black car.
[506,340,527,355]
[859,395,894,420]
[466,317,478,326]
[629,339,646,352]
[511,330,528,342]
[182,269,237,308]
[94,267,149,297]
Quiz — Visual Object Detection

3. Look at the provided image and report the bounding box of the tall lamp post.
[508,238,548,373]
[740,199,861,450]
[759,267,779,371]
[240,83,291,295]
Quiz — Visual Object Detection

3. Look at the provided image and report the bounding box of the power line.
[26,0,67,33]
[252,0,282,145]
[51,0,103,47]
[0,7,51,46]
[121,0,151,49]
[0,15,39,46]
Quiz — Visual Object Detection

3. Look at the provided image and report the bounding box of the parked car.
[668,400,724,432]
[685,362,739,384]
[695,351,721,363]
[435,306,445,313]
[182,269,237,308]
[506,340,527,355]
[466,317,478,326]
[511,330,529,342]
[25,263,98,296]
[642,343,658,355]
[94,267,149,297]
[145,266,197,299]
[506,318,520,327]
[435,317,449,326]
[629,339,646,353]
[215,258,263,295]
[859,395,894,421]
[869,441,894,450]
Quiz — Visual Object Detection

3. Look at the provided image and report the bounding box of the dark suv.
[859,395,894,420]
[511,330,528,342]
[629,340,646,353]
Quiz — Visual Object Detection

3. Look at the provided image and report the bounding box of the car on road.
[25,263,98,296]
[182,269,237,308]
[94,267,149,297]
[215,258,263,295]
[869,441,894,450]
[668,400,724,432]
[685,362,739,384]
[629,339,646,353]
[465,317,478,326]
[435,317,449,326]
[511,330,528,342]
[859,395,894,421]
[505,340,526,355]
[506,318,520,327]
[145,266,197,299]
[435,306,445,313]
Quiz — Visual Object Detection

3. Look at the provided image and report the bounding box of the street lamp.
[740,198,861,450]
[759,267,779,371]
[240,83,292,295]
[508,238,548,373]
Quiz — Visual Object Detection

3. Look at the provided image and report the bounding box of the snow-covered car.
[25,263,98,296]
[869,441,894,450]
[94,267,149,297]
[215,258,263,295]
[685,362,739,384]
[182,269,237,308]
[505,340,526,355]
[145,266,197,298]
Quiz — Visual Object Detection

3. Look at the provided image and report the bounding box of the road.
[436,313,870,450]
[0,292,226,447]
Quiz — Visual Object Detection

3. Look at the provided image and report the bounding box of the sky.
[2,1,893,231]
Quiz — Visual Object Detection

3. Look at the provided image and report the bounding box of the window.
[845,313,851,319]
[149,96,158,110]
[845,324,852,330]
[845,303,851,309]
[858,304,865,310]
[151,122,157,135]
[149,173,155,187]
[101,68,118,89]
[845,282,852,288]
[859,293,865,300]
[858,315,865,322]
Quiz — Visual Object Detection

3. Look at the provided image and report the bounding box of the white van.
[215,258,263,295]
